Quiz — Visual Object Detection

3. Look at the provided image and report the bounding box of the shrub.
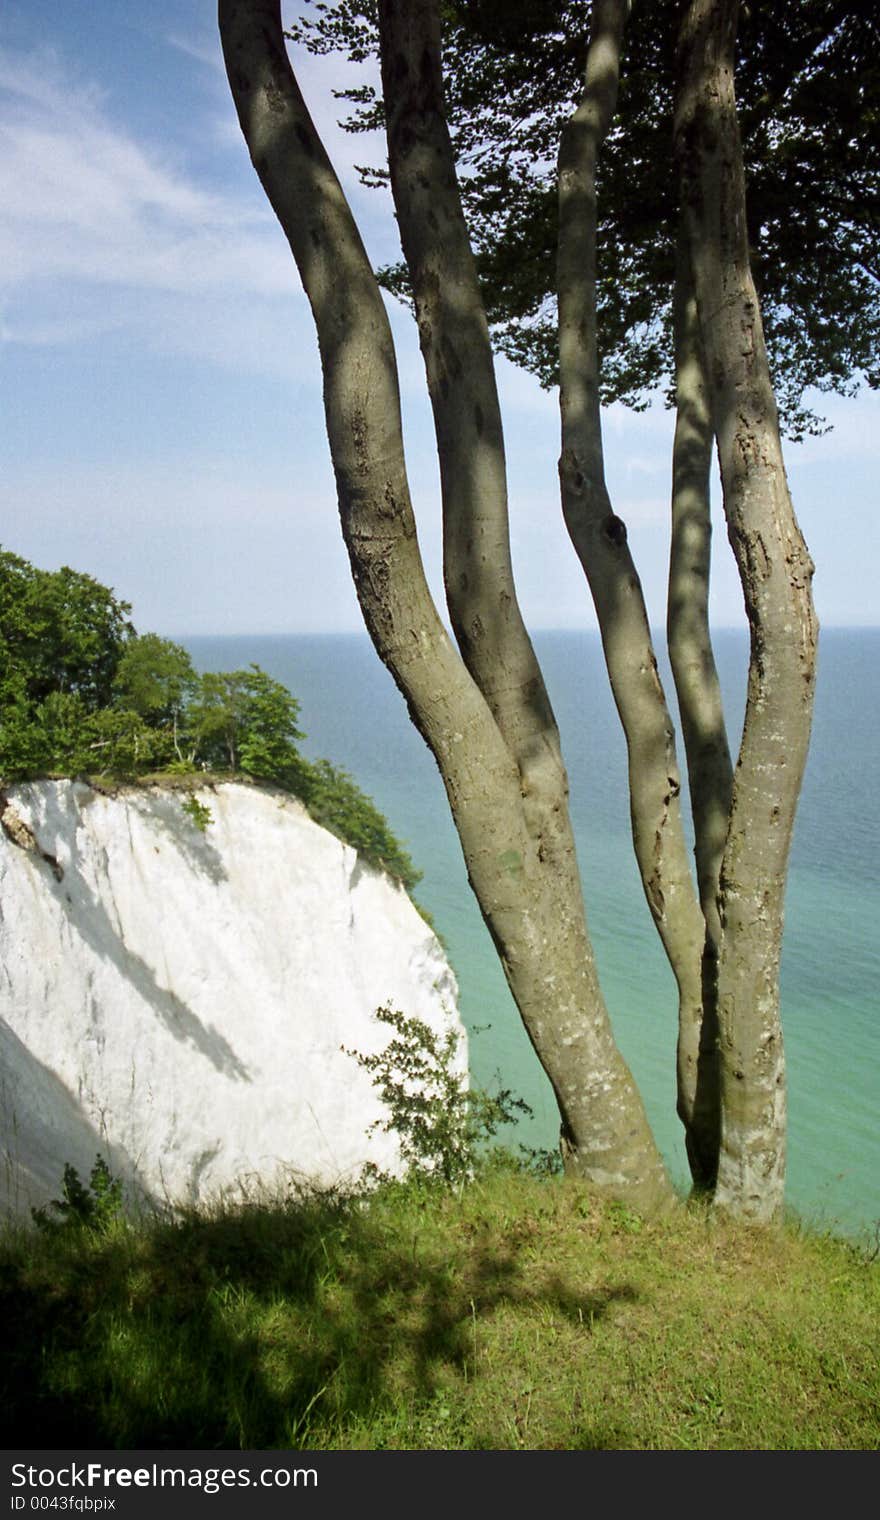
[181,795,213,833]
[0,553,423,902]
[345,1005,532,1188]
[300,759,421,892]
[31,1155,124,1233]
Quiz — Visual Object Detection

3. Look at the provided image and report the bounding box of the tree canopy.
[0,547,134,713]
[291,0,880,437]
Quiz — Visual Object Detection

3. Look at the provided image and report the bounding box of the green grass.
[2,1168,878,1450]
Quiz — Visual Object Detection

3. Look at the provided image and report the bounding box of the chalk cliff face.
[0,780,461,1218]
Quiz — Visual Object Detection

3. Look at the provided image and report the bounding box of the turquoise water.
[185,629,880,1236]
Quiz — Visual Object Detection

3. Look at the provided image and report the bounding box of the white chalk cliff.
[0,779,462,1218]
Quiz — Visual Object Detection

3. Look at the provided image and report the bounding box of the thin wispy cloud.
[165,31,226,74]
[0,32,401,373]
[2,16,871,636]
[0,47,290,299]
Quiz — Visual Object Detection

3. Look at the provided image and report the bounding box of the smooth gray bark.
[676,0,819,1222]
[667,231,735,1186]
[668,232,734,945]
[557,0,709,1179]
[219,0,674,1214]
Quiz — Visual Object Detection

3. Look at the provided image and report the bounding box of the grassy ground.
[2,1165,878,1450]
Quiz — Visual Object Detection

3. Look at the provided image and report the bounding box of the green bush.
[0,695,56,778]
[299,759,421,892]
[86,707,172,778]
[181,795,213,833]
[345,1005,532,1187]
[31,1155,124,1234]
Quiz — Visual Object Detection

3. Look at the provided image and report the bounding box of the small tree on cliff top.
[218,0,829,1222]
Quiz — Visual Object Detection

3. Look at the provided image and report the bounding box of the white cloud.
[165,31,226,75]
[2,23,873,635]
[0,28,404,380]
[0,47,292,298]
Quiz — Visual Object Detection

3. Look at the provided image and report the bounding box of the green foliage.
[113,633,196,726]
[185,669,249,771]
[0,546,137,776]
[0,695,48,778]
[87,707,171,778]
[0,692,89,778]
[31,1155,123,1234]
[299,758,421,891]
[0,547,133,712]
[0,693,160,780]
[292,0,880,437]
[34,692,94,773]
[234,667,308,788]
[0,552,422,895]
[186,665,308,787]
[345,1005,532,1187]
[181,795,213,833]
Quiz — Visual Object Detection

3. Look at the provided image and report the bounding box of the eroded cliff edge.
[0,779,461,1217]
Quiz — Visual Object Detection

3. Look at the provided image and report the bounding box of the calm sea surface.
[186,629,879,1236]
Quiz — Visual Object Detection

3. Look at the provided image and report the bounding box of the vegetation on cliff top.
[0,547,420,892]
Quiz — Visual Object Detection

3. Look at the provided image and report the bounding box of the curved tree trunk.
[676,0,819,1223]
[557,0,709,1180]
[219,0,674,1215]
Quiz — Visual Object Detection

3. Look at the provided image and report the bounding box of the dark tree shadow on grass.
[1,1189,641,1449]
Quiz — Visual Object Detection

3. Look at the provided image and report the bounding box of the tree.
[83,707,168,779]
[113,633,197,762]
[219,0,823,1221]
[0,552,419,887]
[187,663,311,788]
[0,548,137,779]
[0,548,134,714]
[283,0,871,1194]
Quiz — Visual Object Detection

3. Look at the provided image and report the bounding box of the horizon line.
[159,623,880,639]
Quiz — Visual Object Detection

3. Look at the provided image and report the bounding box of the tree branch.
[668,228,733,944]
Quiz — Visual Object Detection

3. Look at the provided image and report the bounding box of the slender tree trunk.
[676,0,819,1223]
[219,0,674,1214]
[557,0,708,1178]
[668,229,733,942]
[667,226,734,1186]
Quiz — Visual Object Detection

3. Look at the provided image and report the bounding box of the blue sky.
[2,0,877,635]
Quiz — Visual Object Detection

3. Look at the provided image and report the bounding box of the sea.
[184,628,879,1238]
